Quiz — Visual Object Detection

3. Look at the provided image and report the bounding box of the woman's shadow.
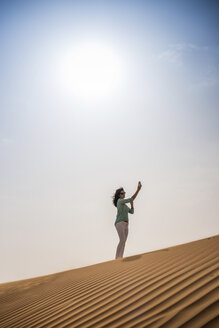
[122,255,142,262]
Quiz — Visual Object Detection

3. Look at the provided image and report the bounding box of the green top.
[115,197,134,225]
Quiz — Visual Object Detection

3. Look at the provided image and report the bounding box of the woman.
[112,181,142,259]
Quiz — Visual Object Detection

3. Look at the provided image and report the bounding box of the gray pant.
[115,221,128,259]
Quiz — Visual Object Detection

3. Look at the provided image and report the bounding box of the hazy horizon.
[1,0,219,283]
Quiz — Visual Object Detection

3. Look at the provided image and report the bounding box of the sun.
[59,42,123,101]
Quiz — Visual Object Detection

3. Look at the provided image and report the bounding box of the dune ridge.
[0,235,218,327]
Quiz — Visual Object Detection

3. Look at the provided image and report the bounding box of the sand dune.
[0,235,218,328]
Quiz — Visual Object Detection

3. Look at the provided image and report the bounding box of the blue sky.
[0,0,219,283]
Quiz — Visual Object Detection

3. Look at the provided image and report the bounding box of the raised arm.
[131,181,142,200]
[118,197,133,205]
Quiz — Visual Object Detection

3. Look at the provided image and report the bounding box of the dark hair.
[112,187,124,207]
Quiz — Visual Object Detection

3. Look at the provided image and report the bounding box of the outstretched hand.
[138,181,142,190]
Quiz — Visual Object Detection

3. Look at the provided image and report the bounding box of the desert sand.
[0,235,218,328]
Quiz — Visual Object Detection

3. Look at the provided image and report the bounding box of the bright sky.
[1,0,219,283]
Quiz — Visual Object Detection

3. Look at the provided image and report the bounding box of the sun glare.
[59,42,123,101]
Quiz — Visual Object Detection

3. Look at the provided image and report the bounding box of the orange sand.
[0,235,218,327]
